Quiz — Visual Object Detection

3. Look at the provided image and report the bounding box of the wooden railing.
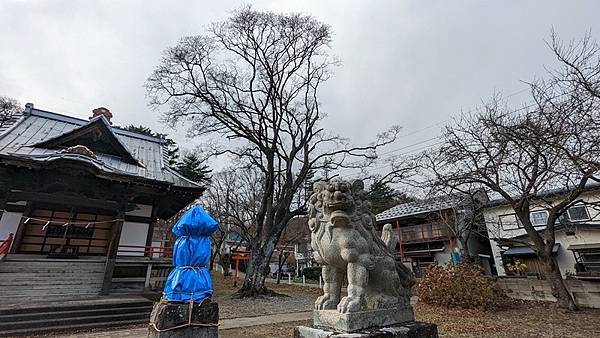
[0,233,14,259]
[399,223,449,243]
[117,244,172,259]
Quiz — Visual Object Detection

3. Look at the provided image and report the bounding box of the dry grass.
[221,299,600,338]
[415,301,600,338]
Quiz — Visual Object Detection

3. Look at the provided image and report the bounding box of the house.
[0,103,203,301]
[375,194,494,277]
[482,185,600,279]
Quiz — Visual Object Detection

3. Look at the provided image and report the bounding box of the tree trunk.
[276,251,284,284]
[542,255,577,311]
[209,250,216,271]
[235,236,278,298]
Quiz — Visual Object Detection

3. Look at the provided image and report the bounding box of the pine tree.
[367,181,413,215]
[175,153,211,183]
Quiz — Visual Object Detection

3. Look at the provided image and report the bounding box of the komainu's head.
[308,179,369,229]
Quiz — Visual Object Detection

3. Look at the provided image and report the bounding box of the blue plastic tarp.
[162,204,218,303]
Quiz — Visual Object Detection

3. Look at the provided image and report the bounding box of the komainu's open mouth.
[330,210,351,227]
[326,201,352,211]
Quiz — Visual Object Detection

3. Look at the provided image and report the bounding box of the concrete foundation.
[148,299,218,338]
[498,277,600,308]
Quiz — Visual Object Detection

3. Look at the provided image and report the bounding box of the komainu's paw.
[337,295,363,313]
[315,294,338,310]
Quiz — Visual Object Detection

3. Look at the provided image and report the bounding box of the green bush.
[415,263,508,310]
[301,266,322,280]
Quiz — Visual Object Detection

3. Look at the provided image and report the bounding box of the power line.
[334,87,577,179]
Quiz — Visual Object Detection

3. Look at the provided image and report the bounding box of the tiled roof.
[375,195,464,222]
[0,105,201,189]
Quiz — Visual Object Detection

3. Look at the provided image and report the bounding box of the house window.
[499,214,520,230]
[567,205,590,222]
[530,210,549,226]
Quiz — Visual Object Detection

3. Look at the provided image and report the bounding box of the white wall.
[483,189,600,277]
[0,211,22,251]
[118,221,149,256]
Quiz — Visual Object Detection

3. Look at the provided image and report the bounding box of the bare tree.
[0,97,21,132]
[424,30,600,310]
[146,8,397,297]
[427,190,487,261]
[202,167,262,271]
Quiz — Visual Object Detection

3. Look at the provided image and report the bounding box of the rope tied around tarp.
[148,298,219,332]
[175,266,208,270]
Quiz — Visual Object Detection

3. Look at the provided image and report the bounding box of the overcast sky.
[1,0,599,176]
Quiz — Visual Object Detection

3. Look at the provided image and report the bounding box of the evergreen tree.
[367,181,413,215]
[175,152,211,183]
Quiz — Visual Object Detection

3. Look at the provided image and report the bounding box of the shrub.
[301,266,322,280]
[415,262,508,310]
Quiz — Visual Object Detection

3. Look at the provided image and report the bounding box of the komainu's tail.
[381,223,415,287]
[381,223,398,252]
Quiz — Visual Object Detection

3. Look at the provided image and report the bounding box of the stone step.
[0,265,105,273]
[0,291,101,301]
[0,317,149,337]
[0,299,152,315]
[0,265,104,270]
[0,311,151,331]
[0,286,101,293]
[0,305,152,323]
[0,278,104,286]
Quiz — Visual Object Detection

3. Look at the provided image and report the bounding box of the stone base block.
[314,308,415,333]
[295,321,438,338]
[148,299,218,338]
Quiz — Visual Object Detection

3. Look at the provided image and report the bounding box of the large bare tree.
[146,7,397,297]
[424,33,600,310]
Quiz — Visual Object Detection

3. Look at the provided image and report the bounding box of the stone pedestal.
[148,300,218,338]
[313,308,414,333]
[296,308,437,338]
[295,321,438,338]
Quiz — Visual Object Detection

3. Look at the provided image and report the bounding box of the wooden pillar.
[144,263,153,291]
[10,202,32,254]
[100,207,126,295]
[145,203,159,255]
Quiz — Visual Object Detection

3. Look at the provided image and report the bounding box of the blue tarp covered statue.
[163,204,218,303]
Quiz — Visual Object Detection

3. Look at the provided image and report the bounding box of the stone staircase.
[0,255,154,336]
[0,298,153,337]
[0,255,105,304]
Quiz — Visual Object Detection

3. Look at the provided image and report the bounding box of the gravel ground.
[221,320,311,338]
[24,273,600,338]
[212,273,321,319]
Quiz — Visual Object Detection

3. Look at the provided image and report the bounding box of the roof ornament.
[90,107,113,124]
[60,145,97,159]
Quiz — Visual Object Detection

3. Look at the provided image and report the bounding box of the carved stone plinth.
[295,321,438,338]
[148,300,218,338]
[313,308,415,333]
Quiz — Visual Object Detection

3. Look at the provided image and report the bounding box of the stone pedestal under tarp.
[148,300,218,338]
[148,204,219,338]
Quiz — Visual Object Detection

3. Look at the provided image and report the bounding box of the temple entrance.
[17,208,115,256]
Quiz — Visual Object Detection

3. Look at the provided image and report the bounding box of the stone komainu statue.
[308,179,415,314]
